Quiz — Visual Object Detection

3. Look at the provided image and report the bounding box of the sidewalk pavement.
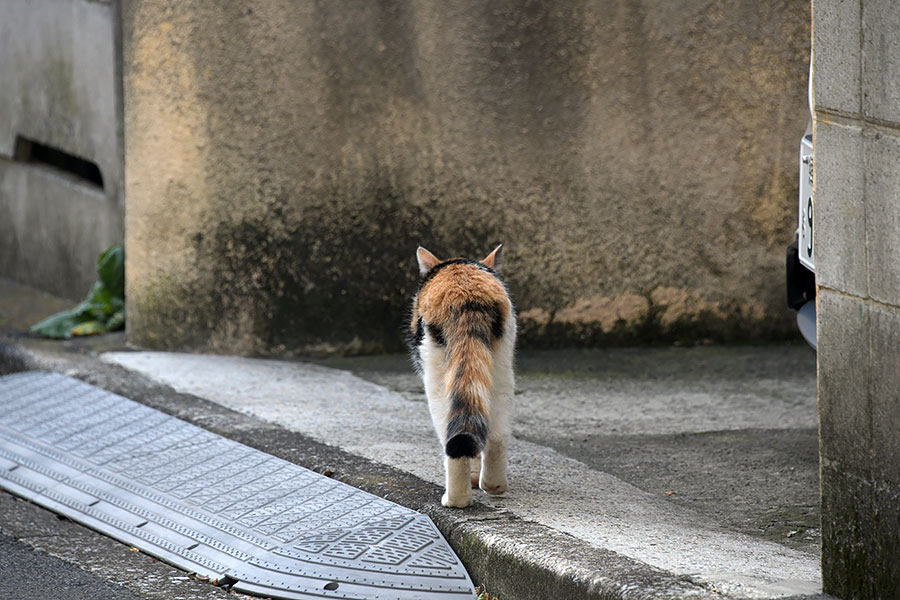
[0,277,832,600]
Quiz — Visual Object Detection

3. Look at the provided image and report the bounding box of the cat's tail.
[442,303,503,459]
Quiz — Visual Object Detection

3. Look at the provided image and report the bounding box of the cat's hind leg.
[479,436,508,495]
[470,454,481,488]
[442,456,473,508]
[480,385,511,495]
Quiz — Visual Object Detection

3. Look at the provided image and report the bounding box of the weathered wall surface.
[0,0,123,301]
[123,0,810,354]
[814,1,900,596]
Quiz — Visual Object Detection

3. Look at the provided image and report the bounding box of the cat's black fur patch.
[490,307,505,339]
[406,314,425,371]
[446,433,481,459]
[466,326,492,347]
[413,315,424,346]
[457,301,504,343]
[449,385,467,410]
[445,401,488,458]
[427,322,446,346]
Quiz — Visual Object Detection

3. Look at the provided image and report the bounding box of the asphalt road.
[0,492,239,600]
[0,529,143,600]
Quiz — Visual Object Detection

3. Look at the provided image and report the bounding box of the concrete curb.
[0,339,721,600]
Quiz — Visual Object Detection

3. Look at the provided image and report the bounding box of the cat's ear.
[417,247,442,277]
[481,244,503,273]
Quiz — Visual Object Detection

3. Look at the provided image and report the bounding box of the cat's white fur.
[418,300,516,508]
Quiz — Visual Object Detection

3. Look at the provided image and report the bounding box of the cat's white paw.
[479,477,508,495]
[441,490,472,508]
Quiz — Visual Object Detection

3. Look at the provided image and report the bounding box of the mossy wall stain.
[124,0,810,355]
[194,177,438,355]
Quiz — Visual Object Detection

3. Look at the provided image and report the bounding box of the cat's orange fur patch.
[417,263,508,325]
[414,261,509,421]
[444,314,494,413]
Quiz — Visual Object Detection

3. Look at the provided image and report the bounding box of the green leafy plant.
[476,587,500,600]
[31,244,125,339]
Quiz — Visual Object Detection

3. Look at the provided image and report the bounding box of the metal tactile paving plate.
[0,371,476,599]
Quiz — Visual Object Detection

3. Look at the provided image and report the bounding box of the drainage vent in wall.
[13,136,104,190]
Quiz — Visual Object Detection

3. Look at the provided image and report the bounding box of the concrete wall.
[813,0,900,596]
[122,0,810,355]
[0,0,124,301]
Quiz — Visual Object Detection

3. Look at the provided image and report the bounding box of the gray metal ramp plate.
[0,371,475,600]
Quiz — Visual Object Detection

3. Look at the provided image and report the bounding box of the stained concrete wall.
[123,0,810,354]
[0,0,124,301]
[813,0,900,596]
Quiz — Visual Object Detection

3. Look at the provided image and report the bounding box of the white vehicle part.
[799,63,815,272]
[799,126,814,272]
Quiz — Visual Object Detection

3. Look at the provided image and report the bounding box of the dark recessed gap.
[215,576,237,589]
[323,582,339,591]
[88,499,101,507]
[186,542,200,550]
[7,465,18,472]
[136,521,148,528]
[13,135,104,190]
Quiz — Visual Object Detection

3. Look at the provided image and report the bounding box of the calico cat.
[408,245,516,508]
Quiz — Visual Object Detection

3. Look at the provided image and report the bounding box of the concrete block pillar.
[0,0,124,300]
[813,1,900,596]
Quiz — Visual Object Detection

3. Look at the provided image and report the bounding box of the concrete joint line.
[815,109,900,136]
[817,286,900,314]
